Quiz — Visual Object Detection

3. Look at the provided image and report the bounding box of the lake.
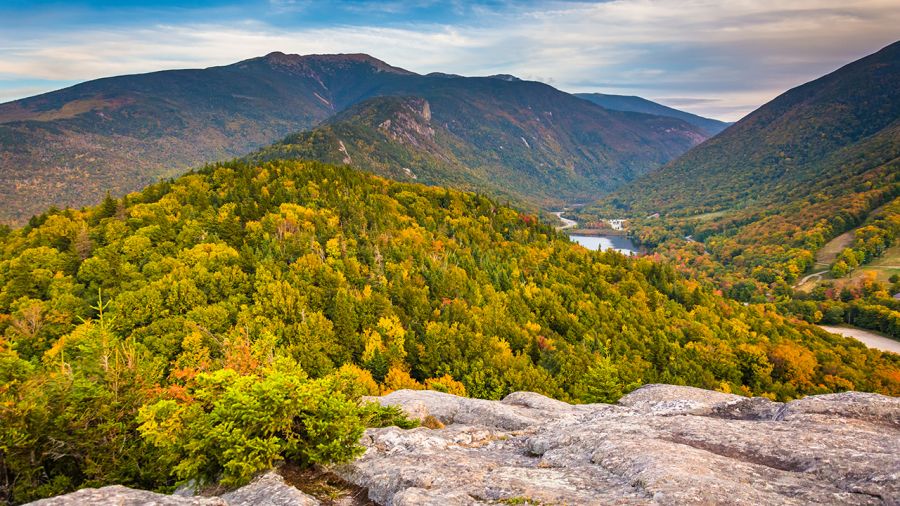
[569,234,639,255]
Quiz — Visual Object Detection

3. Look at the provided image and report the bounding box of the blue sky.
[1,0,897,121]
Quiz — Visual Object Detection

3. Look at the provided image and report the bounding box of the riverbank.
[567,227,629,237]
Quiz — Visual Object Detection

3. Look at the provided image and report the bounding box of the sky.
[0,0,897,121]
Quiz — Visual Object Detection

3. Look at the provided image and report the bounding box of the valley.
[0,7,898,504]
[581,41,900,352]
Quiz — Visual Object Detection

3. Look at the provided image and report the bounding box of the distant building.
[606,219,626,231]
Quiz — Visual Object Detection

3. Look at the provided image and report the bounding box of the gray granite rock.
[25,472,319,506]
[26,486,227,506]
[337,386,900,505]
[221,472,319,506]
[26,386,900,506]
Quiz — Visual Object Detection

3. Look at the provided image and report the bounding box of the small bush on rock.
[137,358,367,487]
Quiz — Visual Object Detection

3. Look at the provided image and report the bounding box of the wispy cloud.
[0,0,897,120]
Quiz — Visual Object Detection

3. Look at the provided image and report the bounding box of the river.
[552,211,577,230]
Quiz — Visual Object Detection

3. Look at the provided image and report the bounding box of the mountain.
[0,52,413,224]
[2,158,897,502]
[581,40,900,286]
[249,86,706,208]
[576,93,731,136]
[0,52,708,224]
[598,41,900,217]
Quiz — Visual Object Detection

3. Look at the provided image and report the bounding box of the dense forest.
[1,159,898,503]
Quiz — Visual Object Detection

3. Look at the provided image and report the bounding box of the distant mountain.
[0,52,708,224]
[576,93,731,136]
[249,83,707,208]
[598,41,900,217]
[0,52,413,224]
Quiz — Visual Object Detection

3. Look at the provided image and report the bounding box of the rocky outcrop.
[340,385,900,505]
[220,472,319,506]
[26,486,227,506]
[26,472,319,506]
[25,386,900,506]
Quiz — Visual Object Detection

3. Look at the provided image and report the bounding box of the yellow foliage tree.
[425,374,467,396]
[768,342,818,388]
[382,365,423,394]
[330,363,380,398]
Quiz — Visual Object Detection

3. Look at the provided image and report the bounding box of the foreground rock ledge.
[26,385,900,505]
[339,385,900,505]
[26,471,319,506]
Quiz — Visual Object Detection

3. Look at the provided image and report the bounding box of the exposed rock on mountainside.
[24,385,899,505]
[341,386,900,505]
[249,88,707,209]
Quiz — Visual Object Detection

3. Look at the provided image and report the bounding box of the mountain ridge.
[248,87,707,208]
[575,92,731,136]
[0,52,709,223]
[599,40,900,216]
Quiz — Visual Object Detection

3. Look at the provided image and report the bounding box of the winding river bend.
[553,211,639,255]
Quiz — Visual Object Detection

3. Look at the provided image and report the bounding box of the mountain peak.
[260,51,415,75]
[486,74,521,82]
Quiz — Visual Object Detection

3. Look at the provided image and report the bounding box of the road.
[819,325,900,354]
[795,270,827,287]
[553,211,577,230]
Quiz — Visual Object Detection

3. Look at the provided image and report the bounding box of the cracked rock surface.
[338,385,900,505]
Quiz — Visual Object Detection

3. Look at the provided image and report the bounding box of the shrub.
[137,359,366,487]
[360,403,420,430]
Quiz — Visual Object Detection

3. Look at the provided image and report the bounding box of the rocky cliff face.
[26,385,900,505]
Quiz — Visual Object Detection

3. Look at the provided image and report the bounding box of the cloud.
[0,0,897,120]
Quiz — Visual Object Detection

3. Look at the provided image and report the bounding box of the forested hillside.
[0,52,706,224]
[582,41,900,287]
[598,41,900,217]
[577,41,900,343]
[1,159,898,503]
